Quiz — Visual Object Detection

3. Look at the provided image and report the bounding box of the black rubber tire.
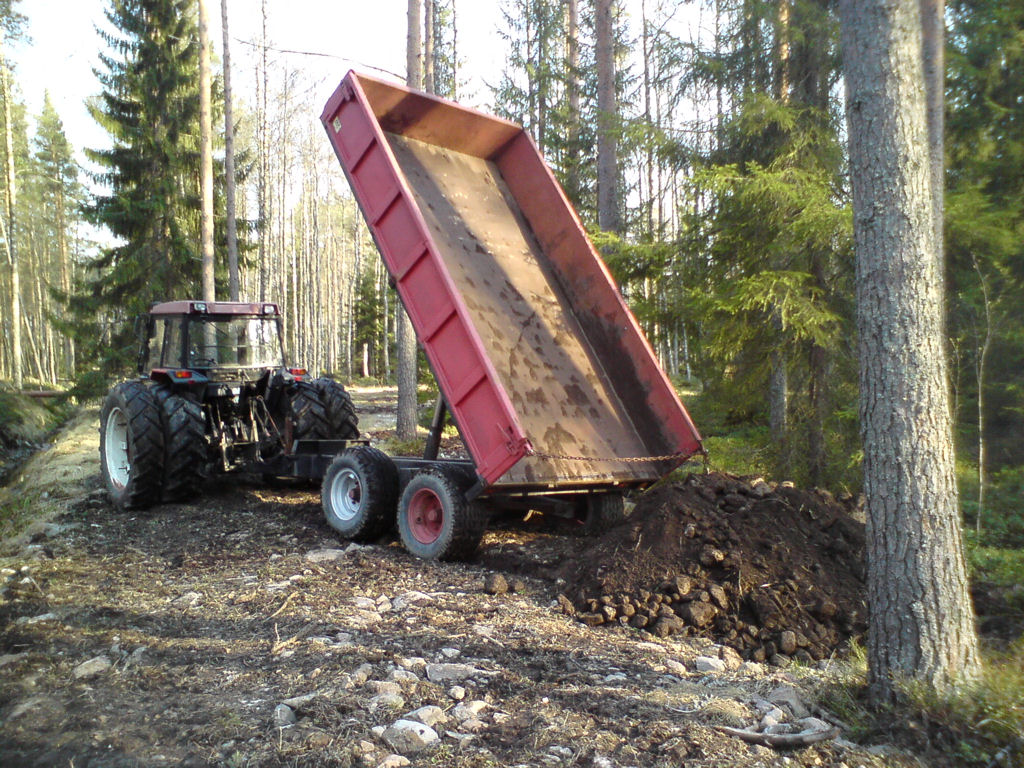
[321,446,399,541]
[582,492,627,534]
[313,377,359,439]
[153,386,207,502]
[397,467,488,561]
[289,381,329,441]
[99,380,165,510]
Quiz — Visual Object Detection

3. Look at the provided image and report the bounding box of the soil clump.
[558,472,868,664]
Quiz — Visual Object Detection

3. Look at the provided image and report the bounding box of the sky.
[11,0,509,171]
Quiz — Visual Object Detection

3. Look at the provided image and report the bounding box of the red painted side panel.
[322,75,529,485]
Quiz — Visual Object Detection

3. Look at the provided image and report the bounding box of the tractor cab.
[140,301,296,384]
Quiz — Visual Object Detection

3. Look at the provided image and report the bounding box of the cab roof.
[149,301,280,317]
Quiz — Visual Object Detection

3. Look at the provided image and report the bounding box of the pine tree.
[32,93,84,379]
[75,0,203,374]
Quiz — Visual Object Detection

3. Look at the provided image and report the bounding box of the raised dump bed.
[322,71,702,492]
[321,72,702,559]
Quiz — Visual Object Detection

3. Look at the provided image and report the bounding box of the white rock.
[425,663,481,683]
[371,726,387,738]
[592,757,616,768]
[396,656,427,672]
[448,685,467,701]
[281,692,318,709]
[273,704,297,727]
[17,612,58,626]
[72,656,112,680]
[388,669,420,690]
[376,596,393,613]
[368,693,406,712]
[399,590,433,604]
[548,745,573,758]
[305,548,348,563]
[452,700,488,722]
[694,655,726,673]
[0,652,28,667]
[634,641,667,653]
[352,596,377,610]
[405,705,447,728]
[375,756,410,768]
[381,719,439,754]
[367,681,403,696]
[440,647,461,658]
[795,716,833,733]
[602,673,628,684]
[459,717,487,733]
[767,684,811,719]
[172,591,202,606]
[663,659,687,676]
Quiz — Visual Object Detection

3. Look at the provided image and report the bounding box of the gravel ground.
[0,390,914,768]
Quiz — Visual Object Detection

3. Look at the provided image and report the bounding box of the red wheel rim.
[408,487,444,544]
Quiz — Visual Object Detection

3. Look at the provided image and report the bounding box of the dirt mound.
[557,472,867,663]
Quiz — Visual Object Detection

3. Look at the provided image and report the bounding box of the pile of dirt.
[557,472,867,664]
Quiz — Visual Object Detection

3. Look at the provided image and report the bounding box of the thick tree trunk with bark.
[839,0,981,703]
[595,0,620,232]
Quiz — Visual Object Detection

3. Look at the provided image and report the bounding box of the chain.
[525,448,701,464]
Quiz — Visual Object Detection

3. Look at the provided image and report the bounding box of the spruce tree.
[76,0,202,374]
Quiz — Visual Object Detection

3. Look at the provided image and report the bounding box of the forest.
[0,0,1021,763]
[1,0,1019,542]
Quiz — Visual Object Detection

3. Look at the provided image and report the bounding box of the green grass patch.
[0,490,41,540]
[816,643,1024,767]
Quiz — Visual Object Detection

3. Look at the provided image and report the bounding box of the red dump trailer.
[319,71,702,560]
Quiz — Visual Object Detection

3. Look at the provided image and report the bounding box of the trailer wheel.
[289,381,329,441]
[100,381,165,510]
[313,377,359,439]
[153,386,207,501]
[321,447,398,541]
[397,468,488,561]
[582,492,627,534]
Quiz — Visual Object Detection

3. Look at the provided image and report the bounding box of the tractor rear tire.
[397,467,488,561]
[321,446,398,541]
[100,380,165,510]
[313,377,359,439]
[290,381,329,441]
[154,386,207,502]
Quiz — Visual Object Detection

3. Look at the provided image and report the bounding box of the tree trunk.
[1,46,21,390]
[424,0,435,93]
[397,0,423,440]
[972,255,991,535]
[839,0,980,703]
[198,0,215,303]
[595,0,620,232]
[566,0,580,199]
[222,0,240,301]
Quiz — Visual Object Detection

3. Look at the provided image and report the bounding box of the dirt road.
[0,392,903,767]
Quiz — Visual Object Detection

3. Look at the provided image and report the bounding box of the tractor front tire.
[313,377,359,439]
[321,446,398,541]
[100,381,165,510]
[154,386,207,502]
[289,381,329,441]
[397,467,488,561]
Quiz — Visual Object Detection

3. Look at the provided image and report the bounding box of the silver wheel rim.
[104,406,130,489]
[329,467,362,523]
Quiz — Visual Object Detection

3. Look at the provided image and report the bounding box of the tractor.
[99,300,359,510]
